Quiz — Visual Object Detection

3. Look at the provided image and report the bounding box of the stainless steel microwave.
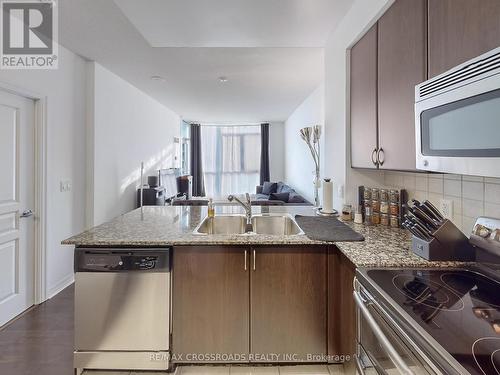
[415,47,500,177]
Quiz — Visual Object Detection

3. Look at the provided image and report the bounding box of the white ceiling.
[58,0,353,122]
[114,0,349,48]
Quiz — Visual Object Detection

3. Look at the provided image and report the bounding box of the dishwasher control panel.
[74,248,170,272]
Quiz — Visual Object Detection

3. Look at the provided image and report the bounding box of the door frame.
[0,81,48,305]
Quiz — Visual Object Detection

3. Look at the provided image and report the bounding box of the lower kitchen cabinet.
[172,245,333,363]
[328,247,356,361]
[250,246,327,361]
[172,246,250,362]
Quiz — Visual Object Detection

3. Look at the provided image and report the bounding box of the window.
[201,125,261,197]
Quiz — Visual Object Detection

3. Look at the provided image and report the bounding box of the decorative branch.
[300,125,322,172]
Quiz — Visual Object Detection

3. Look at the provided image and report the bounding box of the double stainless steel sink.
[194,214,304,236]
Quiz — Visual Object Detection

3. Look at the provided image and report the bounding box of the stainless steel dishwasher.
[73,247,171,372]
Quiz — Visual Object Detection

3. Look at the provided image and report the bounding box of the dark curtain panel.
[260,123,270,185]
[190,123,206,196]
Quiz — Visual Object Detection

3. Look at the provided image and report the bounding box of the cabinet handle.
[253,249,256,271]
[377,148,385,166]
[371,148,378,167]
[244,250,247,271]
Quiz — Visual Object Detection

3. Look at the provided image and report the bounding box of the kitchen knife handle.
[408,205,439,229]
[423,200,445,221]
[418,204,441,223]
[411,199,421,206]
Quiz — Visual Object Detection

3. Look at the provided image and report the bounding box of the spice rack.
[358,186,407,228]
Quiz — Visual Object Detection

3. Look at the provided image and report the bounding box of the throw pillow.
[288,192,305,203]
[280,185,294,194]
[276,181,285,193]
[262,181,277,195]
[269,192,290,202]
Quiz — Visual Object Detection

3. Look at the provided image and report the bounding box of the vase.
[313,170,321,207]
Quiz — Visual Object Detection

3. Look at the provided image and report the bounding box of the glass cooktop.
[367,268,500,375]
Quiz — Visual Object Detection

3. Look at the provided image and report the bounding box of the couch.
[253,181,312,206]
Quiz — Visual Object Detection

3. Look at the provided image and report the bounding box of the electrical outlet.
[337,184,344,199]
[440,199,453,219]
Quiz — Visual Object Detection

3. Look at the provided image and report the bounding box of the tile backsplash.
[384,172,500,235]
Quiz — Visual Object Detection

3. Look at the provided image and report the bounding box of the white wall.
[88,63,181,226]
[269,122,285,182]
[0,46,87,297]
[323,0,393,211]
[284,84,324,201]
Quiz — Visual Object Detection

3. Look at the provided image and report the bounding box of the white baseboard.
[47,273,75,300]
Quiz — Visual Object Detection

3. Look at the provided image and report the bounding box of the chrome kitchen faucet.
[227,193,253,232]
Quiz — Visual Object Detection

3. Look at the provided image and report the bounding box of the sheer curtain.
[201,125,261,198]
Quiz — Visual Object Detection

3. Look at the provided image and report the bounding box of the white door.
[0,90,35,327]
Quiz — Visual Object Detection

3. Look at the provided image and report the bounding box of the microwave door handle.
[354,291,415,375]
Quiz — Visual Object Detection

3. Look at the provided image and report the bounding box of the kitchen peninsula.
[63,205,465,370]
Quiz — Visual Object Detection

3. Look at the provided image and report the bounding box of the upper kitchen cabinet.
[350,24,378,169]
[377,0,427,171]
[428,0,500,78]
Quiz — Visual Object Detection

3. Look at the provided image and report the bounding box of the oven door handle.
[354,354,367,375]
[354,290,415,375]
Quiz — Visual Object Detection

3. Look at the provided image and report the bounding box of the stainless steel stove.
[355,217,500,375]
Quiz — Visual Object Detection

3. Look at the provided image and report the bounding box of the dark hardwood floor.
[0,285,74,375]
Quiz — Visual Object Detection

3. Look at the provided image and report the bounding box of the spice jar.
[390,202,399,216]
[372,212,380,225]
[363,187,372,201]
[371,188,380,201]
[380,214,390,226]
[390,215,400,228]
[364,202,372,215]
[371,200,380,213]
[342,204,353,221]
[380,189,389,202]
[380,201,389,214]
[365,214,372,225]
[389,189,400,203]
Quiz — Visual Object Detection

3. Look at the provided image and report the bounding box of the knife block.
[411,219,475,261]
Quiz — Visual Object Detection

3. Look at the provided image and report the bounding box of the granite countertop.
[62,205,468,268]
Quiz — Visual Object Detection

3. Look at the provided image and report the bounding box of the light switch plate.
[440,199,453,219]
[60,180,72,192]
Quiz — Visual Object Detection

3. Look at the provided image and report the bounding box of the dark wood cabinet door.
[250,246,327,362]
[429,0,500,78]
[328,247,356,361]
[350,24,378,169]
[377,0,426,171]
[172,246,249,362]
